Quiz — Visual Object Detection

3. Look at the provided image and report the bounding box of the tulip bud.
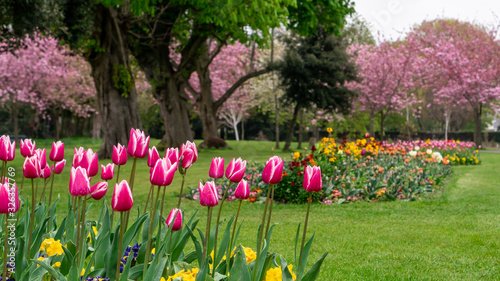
[40,164,52,179]
[209,157,224,179]
[20,139,36,158]
[147,147,160,167]
[365,133,370,138]
[0,180,19,214]
[303,166,323,192]
[234,179,250,200]
[69,167,91,197]
[361,149,366,156]
[199,181,218,207]
[101,163,115,181]
[87,149,99,177]
[34,148,47,171]
[180,141,198,169]
[23,156,40,179]
[262,156,284,184]
[49,141,64,162]
[52,160,66,175]
[166,208,182,231]
[0,135,15,162]
[150,158,177,186]
[112,180,133,212]
[127,128,150,158]
[91,181,108,200]
[73,147,85,168]
[112,143,128,166]
[225,157,246,183]
[165,148,179,164]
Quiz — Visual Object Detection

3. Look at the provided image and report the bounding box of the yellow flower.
[152,248,155,255]
[326,127,333,133]
[293,152,301,160]
[167,268,199,281]
[243,247,256,264]
[265,265,296,281]
[81,269,85,276]
[87,226,98,241]
[36,256,44,267]
[53,262,61,268]
[40,238,64,257]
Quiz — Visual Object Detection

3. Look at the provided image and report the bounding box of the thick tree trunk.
[196,45,219,142]
[297,109,304,149]
[473,103,482,145]
[444,110,451,142]
[283,104,300,151]
[89,5,142,158]
[380,111,385,140]
[92,112,101,139]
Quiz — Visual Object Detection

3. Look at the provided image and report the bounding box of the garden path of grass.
[8,139,500,280]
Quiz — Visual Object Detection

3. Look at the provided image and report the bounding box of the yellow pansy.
[40,238,64,257]
[265,265,296,281]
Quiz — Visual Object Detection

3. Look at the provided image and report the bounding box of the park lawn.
[7,139,500,280]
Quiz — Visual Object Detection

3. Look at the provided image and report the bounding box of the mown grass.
[7,139,500,280]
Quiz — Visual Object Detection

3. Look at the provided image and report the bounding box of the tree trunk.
[233,122,240,141]
[53,109,60,140]
[196,44,219,142]
[473,103,482,145]
[241,118,244,141]
[444,110,451,141]
[275,94,280,149]
[297,109,304,149]
[92,112,101,139]
[283,104,300,151]
[369,114,375,137]
[380,111,385,140]
[88,5,142,158]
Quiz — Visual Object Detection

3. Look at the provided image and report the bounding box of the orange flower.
[404,158,410,163]
[378,167,384,173]
[418,168,423,173]
[442,157,450,165]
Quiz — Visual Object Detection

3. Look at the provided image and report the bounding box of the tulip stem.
[228,199,243,274]
[47,161,56,233]
[2,214,9,281]
[143,184,154,214]
[202,206,213,266]
[39,178,48,202]
[298,192,313,280]
[19,176,24,195]
[27,179,35,261]
[35,178,39,205]
[116,212,124,281]
[143,186,160,280]
[79,196,87,266]
[212,180,227,277]
[176,170,186,209]
[75,197,81,263]
[156,186,166,252]
[160,186,166,221]
[111,165,120,228]
[124,158,138,231]
[254,184,273,281]
[264,184,275,238]
[1,161,5,183]
[115,165,121,185]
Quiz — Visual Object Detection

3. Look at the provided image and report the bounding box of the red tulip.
[180,141,198,169]
[20,139,36,158]
[111,180,133,212]
[0,135,15,162]
[112,143,128,166]
[49,141,65,162]
[365,133,370,138]
[262,156,284,184]
[40,164,52,179]
[147,147,160,168]
[34,148,47,170]
[52,160,66,175]
[303,166,323,192]
[0,180,19,214]
[225,157,246,183]
[69,167,91,197]
[150,158,177,186]
[23,156,40,179]
[199,181,218,207]
[101,163,115,181]
[166,208,183,231]
[209,157,224,179]
[90,181,108,200]
[234,179,250,200]
[127,128,150,158]
[165,148,179,164]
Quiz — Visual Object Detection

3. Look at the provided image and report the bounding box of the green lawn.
[7,139,500,280]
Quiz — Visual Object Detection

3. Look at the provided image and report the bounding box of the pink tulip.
[0,180,19,214]
[34,148,47,170]
[49,141,65,162]
[69,167,91,197]
[234,179,250,200]
[165,148,179,164]
[365,133,370,138]
[112,143,128,165]
[165,208,183,231]
[147,147,160,167]
[303,166,323,192]
[0,135,15,162]
[262,156,284,184]
[73,148,98,177]
[52,160,66,174]
[111,180,133,212]
[127,128,150,158]
[101,163,115,181]
[209,157,224,179]
[180,141,198,169]
[23,156,40,179]
[87,151,99,177]
[199,181,218,207]
[91,181,108,200]
[73,147,86,168]
[40,164,52,179]
[150,158,177,186]
[20,139,36,158]
[225,157,246,183]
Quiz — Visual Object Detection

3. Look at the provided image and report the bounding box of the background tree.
[280,29,358,151]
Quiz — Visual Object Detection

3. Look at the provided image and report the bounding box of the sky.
[352,0,500,40]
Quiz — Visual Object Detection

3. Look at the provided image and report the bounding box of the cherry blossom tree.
[407,19,500,145]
